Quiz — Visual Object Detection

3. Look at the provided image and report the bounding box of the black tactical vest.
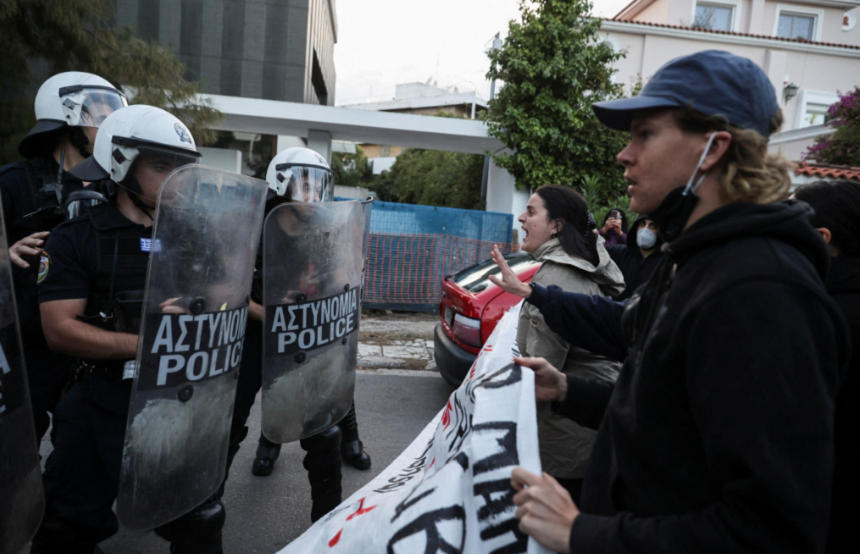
[82,203,151,334]
[18,157,66,233]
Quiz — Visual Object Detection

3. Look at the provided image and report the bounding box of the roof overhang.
[200,94,504,155]
[601,19,860,58]
[341,93,488,112]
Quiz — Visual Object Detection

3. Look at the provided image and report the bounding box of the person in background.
[597,208,627,246]
[793,179,860,554]
[509,184,624,503]
[605,215,663,301]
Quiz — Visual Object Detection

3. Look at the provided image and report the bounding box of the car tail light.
[452,313,481,348]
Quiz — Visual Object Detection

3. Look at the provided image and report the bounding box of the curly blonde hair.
[672,106,793,204]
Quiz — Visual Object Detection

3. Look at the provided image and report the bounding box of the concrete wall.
[485,153,530,236]
[334,184,371,199]
[198,146,242,173]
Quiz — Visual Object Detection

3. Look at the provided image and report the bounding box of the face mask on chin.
[649,132,717,244]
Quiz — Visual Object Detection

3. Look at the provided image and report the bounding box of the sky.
[333,0,632,106]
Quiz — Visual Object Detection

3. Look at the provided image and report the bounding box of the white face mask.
[637,227,657,250]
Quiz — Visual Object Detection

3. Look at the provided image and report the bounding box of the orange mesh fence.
[363,233,519,312]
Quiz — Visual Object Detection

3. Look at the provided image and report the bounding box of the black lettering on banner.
[0,325,25,417]
[467,363,522,403]
[391,487,436,523]
[374,438,434,494]
[472,421,518,476]
[387,505,466,554]
[478,518,528,554]
[444,395,472,457]
[137,306,249,391]
[473,478,516,523]
[264,287,360,358]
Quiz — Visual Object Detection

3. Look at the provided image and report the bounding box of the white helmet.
[19,72,128,158]
[69,105,200,184]
[265,147,334,203]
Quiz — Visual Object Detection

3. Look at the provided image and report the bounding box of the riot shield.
[261,200,365,443]
[116,166,267,531]
[360,197,374,273]
[0,201,44,553]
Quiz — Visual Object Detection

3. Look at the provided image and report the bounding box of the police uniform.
[33,198,223,554]
[0,157,88,442]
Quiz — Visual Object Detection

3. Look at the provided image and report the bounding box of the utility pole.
[481,33,503,205]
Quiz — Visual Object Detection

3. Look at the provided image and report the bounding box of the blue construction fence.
[341,199,516,312]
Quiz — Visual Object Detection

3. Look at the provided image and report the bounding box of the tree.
[0,0,221,162]
[371,148,484,210]
[332,145,374,188]
[485,0,630,209]
[803,87,860,167]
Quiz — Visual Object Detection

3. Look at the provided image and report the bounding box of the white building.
[601,0,860,162]
[340,82,488,174]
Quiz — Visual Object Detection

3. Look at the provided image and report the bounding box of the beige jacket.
[516,237,624,479]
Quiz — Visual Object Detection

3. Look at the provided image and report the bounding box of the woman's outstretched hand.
[488,245,532,298]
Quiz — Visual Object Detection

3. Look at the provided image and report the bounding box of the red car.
[434,252,541,387]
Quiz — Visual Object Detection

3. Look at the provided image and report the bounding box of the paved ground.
[358,312,438,371]
[33,313,452,554]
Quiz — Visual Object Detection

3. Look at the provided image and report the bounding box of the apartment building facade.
[602,0,860,161]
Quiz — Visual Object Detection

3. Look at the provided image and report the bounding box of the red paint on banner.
[346,497,378,521]
[442,399,452,429]
[328,498,378,548]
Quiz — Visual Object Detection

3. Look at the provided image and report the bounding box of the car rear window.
[451,252,536,293]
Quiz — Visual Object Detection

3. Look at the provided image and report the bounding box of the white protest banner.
[279,303,549,554]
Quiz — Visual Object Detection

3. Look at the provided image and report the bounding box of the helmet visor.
[135,146,201,174]
[275,165,334,203]
[60,87,128,128]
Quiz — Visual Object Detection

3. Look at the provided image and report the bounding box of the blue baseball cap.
[592,50,779,138]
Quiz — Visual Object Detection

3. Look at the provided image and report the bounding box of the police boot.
[301,425,343,523]
[30,513,104,554]
[338,402,371,470]
[154,496,225,554]
[252,432,282,476]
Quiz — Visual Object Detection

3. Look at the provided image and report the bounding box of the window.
[804,104,829,127]
[694,3,734,31]
[778,13,815,40]
[795,90,840,130]
[773,5,823,41]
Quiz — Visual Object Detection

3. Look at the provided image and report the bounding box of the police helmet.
[265,147,334,203]
[19,72,128,158]
[69,105,200,185]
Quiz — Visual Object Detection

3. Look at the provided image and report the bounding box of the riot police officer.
[0,72,127,442]
[31,105,225,554]
[225,147,370,524]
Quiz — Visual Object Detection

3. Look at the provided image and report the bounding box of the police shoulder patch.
[37,252,51,283]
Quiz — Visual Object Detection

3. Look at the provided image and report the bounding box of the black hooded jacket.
[605,214,664,301]
[826,255,860,554]
[551,201,849,553]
